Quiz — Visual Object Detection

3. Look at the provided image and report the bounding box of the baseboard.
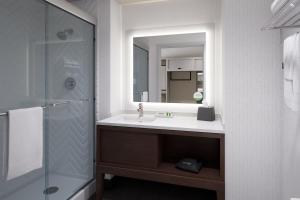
[70,180,96,200]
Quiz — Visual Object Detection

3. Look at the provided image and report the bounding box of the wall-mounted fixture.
[64,77,76,90]
[262,0,300,30]
[57,28,74,40]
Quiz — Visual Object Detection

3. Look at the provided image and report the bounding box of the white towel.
[271,0,289,15]
[284,34,297,81]
[7,107,43,180]
[284,33,300,112]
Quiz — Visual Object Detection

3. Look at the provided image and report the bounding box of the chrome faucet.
[137,103,144,119]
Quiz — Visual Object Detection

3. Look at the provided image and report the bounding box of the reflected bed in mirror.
[133,33,206,104]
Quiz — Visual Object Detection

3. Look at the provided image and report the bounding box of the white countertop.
[97,114,225,134]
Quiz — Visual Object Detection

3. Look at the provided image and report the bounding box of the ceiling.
[116,0,169,5]
[66,0,169,5]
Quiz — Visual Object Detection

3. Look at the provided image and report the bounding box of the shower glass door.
[0,1,95,200]
[45,3,95,200]
[0,0,47,199]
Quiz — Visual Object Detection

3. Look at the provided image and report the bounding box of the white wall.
[222,0,282,200]
[161,47,203,58]
[122,0,222,113]
[214,0,223,118]
[97,0,123,119]
[110,0,123,115]
[70,0,97,18]
[96,0,111,120]
[123,0,220,30]
[282,106,300,200]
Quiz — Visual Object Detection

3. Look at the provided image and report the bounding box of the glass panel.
[45,4,95,200]
[133,45,149,102]
[0,0,47,199]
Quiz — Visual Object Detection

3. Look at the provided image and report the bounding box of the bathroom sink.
[122,115,157,123]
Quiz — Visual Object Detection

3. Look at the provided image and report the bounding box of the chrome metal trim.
[45,0,96,25]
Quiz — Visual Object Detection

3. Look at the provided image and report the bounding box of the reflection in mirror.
[133,33,206,104]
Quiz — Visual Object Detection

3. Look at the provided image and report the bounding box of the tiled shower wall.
[46,5,94,180]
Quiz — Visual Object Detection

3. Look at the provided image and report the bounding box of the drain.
[43,186,59,195]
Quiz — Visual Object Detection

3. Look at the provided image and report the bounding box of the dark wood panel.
[220,135,225,180]
[99,125,223,139]
[96,171,104,200]
[99,128,159,168]
[98,161,221,180]
[97,165,224,192]
[157,162,221,180]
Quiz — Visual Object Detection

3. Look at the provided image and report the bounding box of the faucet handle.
[138,103,143,109]
[137,103,143,112]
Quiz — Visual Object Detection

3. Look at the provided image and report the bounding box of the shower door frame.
[42,1,97,199]
[45,0,96,25]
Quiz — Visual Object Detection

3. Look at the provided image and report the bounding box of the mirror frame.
[124,24,215,113]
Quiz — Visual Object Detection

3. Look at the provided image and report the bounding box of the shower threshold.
[3,174,87,200]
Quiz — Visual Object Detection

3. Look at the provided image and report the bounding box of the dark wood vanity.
[96,125,225,200]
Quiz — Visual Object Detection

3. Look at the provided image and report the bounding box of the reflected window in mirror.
[133,33,206,104]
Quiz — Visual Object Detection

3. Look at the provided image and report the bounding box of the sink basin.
[122,115,157,123]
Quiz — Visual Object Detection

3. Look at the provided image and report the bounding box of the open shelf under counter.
[157,162,221,181]
[98,161,221,182]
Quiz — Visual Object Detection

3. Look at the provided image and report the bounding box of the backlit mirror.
[133,33,206,104]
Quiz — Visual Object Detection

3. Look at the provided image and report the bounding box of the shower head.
[56,28,74,40]
[57,31,67,40]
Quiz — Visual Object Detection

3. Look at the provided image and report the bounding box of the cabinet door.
[194,58,204,71]
[168,59,194,71]
[99,128,159,168]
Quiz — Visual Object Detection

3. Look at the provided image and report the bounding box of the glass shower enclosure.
[0,0,95,199]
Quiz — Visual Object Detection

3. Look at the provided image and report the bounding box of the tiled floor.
[90,177,216,200]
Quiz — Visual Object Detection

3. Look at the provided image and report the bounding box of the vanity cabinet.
[96,125,225,200]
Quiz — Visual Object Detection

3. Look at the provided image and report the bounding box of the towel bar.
[0,99,89,117]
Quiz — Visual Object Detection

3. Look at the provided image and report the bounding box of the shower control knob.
[65,77,76,90]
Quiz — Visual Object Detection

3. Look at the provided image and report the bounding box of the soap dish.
[155,112,174,118]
